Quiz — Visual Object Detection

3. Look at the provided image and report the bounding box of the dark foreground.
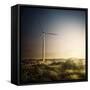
[21,58,86,83]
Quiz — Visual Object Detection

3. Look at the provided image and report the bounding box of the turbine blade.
[47,33,57,35]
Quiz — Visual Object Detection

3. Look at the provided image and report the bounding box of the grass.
[21,58,86,83]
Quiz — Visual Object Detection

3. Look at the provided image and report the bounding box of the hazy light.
[45,21,85,59]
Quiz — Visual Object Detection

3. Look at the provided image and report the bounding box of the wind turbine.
[42,32,57,63]
[37,19,57,63]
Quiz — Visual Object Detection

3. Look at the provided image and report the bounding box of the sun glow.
[45,22,85,59]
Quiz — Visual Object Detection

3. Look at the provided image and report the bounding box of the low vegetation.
[21,58,85,83]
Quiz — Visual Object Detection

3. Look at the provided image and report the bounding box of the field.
[21,58,86,83]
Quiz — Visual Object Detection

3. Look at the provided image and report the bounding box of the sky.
[21,7,86,59]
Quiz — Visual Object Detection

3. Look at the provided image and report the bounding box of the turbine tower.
[42,32,57,62]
